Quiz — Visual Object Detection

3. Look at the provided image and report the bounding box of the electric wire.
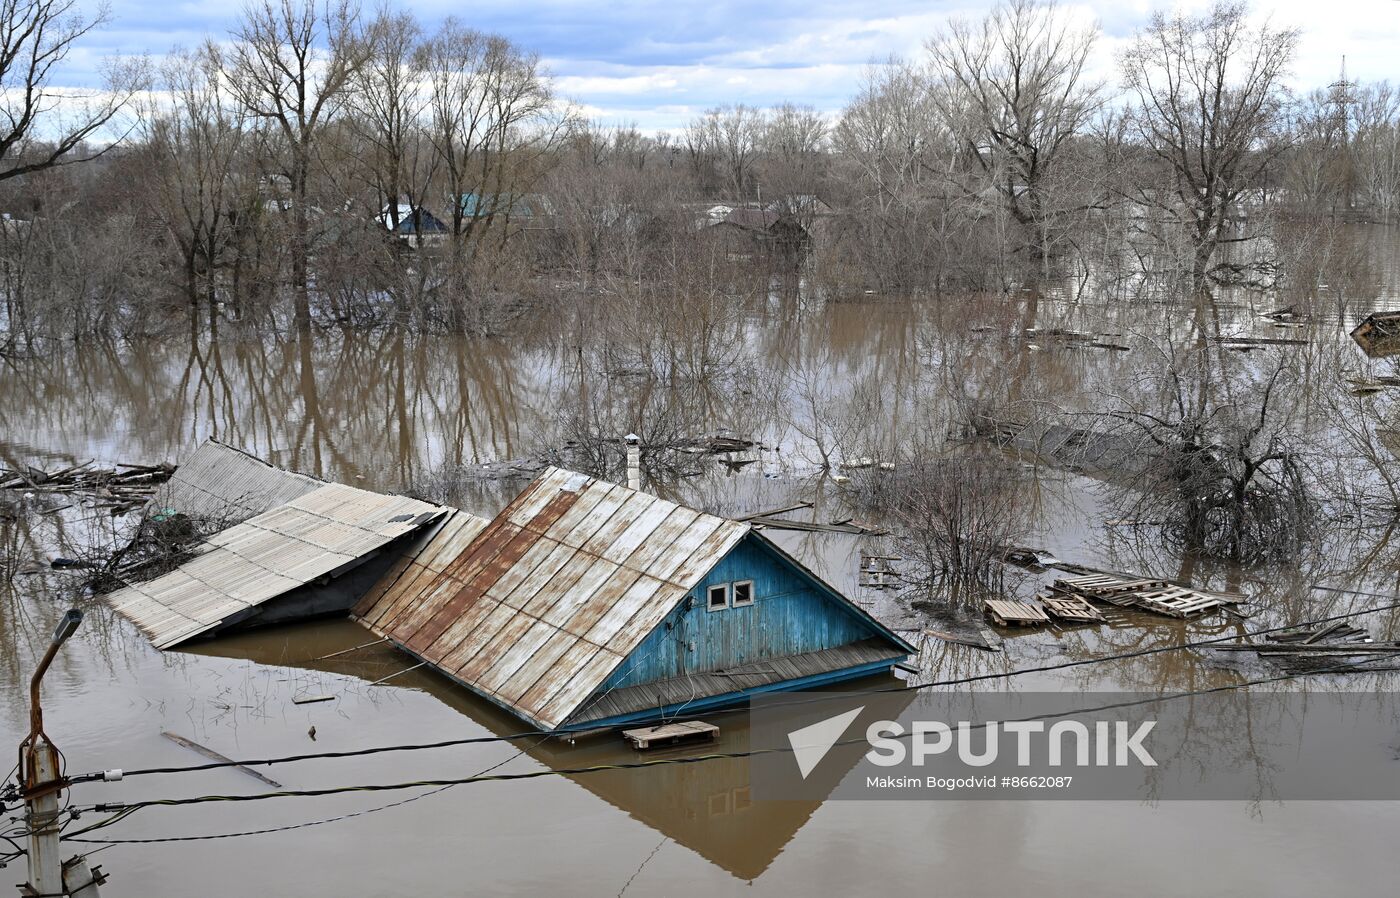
[71,593,1400,784]
[60,656,1389,842]
[56,630,667,846]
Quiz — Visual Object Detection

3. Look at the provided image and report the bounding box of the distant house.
[765,195,834,218]
[457,192,556,225]
[380,201,448,247]
[708,207,812,260]
[353,467,914,731]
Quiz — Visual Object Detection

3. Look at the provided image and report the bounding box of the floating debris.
[1022,327,1131,351]
[1002,546,1060,568]
[161,731,281,787]
[984,599,1051,626]
[1,460,174,513]
[1211,335,1309,348]
[291,694,336,705]
[623,721,719,750]
[860,553,902,589]
[1213,622,1400,673]
[1039,593,1105,624]
[1052,573,1237,618]
[1350,311,1400,358]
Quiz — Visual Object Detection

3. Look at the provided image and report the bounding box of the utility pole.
[16,608,104,897]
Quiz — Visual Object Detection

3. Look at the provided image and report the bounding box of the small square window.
[707,583,730,611]
[732,581,754,607]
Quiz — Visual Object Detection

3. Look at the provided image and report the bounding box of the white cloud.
[62,0,1400,133]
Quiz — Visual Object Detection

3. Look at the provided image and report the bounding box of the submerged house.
[354,467,913,732]
[380,201,449,247]
[706,208,811,262]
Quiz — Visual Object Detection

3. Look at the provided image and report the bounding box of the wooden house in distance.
[353,467,914,732]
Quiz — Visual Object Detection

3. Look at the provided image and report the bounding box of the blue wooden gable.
[599,532,912,692]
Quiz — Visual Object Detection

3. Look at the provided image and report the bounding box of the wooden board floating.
[161,731,281,787]
[623,720,720,750]
[984,599,1051,627]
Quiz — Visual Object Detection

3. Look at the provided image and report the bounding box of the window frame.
[706,582,730,612]
[731,579,755,608]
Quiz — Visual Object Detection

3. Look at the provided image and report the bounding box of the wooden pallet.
[622,720,720,750]
[1040,593,1104,623]
[1057,574,1169,597]
[1053,574,1230,618]
[985,599,1051,626]
[1128,586,1223,618]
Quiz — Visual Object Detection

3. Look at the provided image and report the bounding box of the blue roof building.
[354,467,913,731]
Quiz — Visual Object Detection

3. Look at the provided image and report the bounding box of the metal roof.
[354,467,751,730]
[352,508,491,618]
[110,483,443,649]
[153,439,323,524]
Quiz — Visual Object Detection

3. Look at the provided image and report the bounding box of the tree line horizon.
[0,0,1393,345]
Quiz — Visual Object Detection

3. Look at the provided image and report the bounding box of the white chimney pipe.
[625,433,641,491]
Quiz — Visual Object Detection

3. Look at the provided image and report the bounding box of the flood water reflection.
[6,262,1400,894]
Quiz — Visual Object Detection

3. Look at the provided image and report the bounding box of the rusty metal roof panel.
[353,466,750,729]
[109,483,443,649]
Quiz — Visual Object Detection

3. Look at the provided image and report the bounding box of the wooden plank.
[161,732,281,787]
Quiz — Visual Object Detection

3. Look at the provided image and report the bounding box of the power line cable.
[62,657,1391,841]
[70,593,1400,783]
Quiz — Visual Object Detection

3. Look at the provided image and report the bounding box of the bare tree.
[686,104,765,198]
[421,19,561,332]
[142,43,247,308]
[0,0,145,182]
[1098,340,1316,562]
[1353,82,1400,220]
[352,6,426,232]
[1120,1,1299,294]
[224,0,369,333]
[926,0,1104,263]
[830,62,966,292]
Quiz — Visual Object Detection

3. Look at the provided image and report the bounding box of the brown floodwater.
[5,248,1400,895]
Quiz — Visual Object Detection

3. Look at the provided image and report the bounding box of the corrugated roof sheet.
[110,483,442,649]
[353,467,750,730]
[154,439,323,523]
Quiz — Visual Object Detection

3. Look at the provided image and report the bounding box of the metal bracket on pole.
[17,609,104,897]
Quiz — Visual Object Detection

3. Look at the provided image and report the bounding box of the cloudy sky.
[72,0,1400,131]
